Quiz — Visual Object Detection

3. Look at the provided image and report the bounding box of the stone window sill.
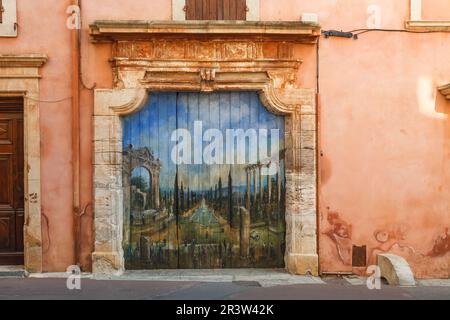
[0,0,17,37]
[405,20,450,31]
[0,23,18,37]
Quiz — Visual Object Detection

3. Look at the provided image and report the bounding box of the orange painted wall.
[0,0,75,271]
[422,0,450,20]
[262,0,449,278]
[1,0,448,277]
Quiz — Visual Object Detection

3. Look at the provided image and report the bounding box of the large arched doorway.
[122,92,286,269]
[91,21,320,275]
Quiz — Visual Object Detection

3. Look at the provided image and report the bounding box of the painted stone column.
[239,207,250,258]
[246,168,250,211]
[258,163,263,201]
[267,164,272,203]
[253,168,257,205]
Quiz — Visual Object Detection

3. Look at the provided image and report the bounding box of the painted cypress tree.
[228,170,233,227]
[187,187,191,209]
[218,177,223,206]
[173,173,179,223]
[180,182,185,212]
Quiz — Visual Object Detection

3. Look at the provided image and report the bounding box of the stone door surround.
[90,21,321,275]
[0,54,47,272]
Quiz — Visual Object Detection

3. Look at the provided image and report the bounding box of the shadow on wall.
[435,88,449,115]
[417,77,448,120]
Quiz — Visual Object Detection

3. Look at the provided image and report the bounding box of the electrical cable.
[349,28,449,34]
[322,27,450,39]
[352,28,450,38]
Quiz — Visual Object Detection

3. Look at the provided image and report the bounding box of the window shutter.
[0,0,18,37]
[186,0,247,20]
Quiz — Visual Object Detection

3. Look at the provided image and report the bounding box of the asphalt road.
[0,277,449,300]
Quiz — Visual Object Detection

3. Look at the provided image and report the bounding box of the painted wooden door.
[123,92,285,269]
[0,97,24,265]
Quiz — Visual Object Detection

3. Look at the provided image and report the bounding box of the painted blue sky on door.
[123,92,285,192]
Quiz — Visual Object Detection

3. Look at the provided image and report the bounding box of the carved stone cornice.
[0,54,48,68]
[92,21,318,114]
[438,83,450,100]
[90,20,320,43]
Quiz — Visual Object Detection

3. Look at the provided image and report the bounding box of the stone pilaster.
[0,54,47,273]
[92,89,147,274]
[284,89,318,276]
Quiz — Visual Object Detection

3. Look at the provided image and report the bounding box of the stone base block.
[377,253,416,287]
[286,253,319,276]
[92,251,123,275]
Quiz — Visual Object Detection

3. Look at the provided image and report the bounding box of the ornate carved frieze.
[114,40,296,61]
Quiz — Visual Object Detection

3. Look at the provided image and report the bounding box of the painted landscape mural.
[122,92,286,269]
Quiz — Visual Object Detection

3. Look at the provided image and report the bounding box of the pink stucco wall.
[1,0,448,277]
[422,0,450,20]
[0,0,75,271]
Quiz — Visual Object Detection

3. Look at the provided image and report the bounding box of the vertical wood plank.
[186,0,196,20]
[0,0,3,24]
[208,93,220,267]
[217,0,224,20]
[236,0,247,20]
[220,92,233,267]
[156,94,166,268]
[202,0,209,20]
[164,92,179,269]
[198,93,210,269]
[223,0,231,20]
[229,0,237,20]
[209,0,218,20]
[176,92,188,268]
[195,0,203,19]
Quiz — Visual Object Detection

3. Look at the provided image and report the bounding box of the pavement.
[0,268,449,300]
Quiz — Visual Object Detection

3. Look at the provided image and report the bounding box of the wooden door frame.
[0,54,47,272]
[91,21,320,276]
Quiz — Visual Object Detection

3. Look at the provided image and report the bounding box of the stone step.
[0,266,26,278]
